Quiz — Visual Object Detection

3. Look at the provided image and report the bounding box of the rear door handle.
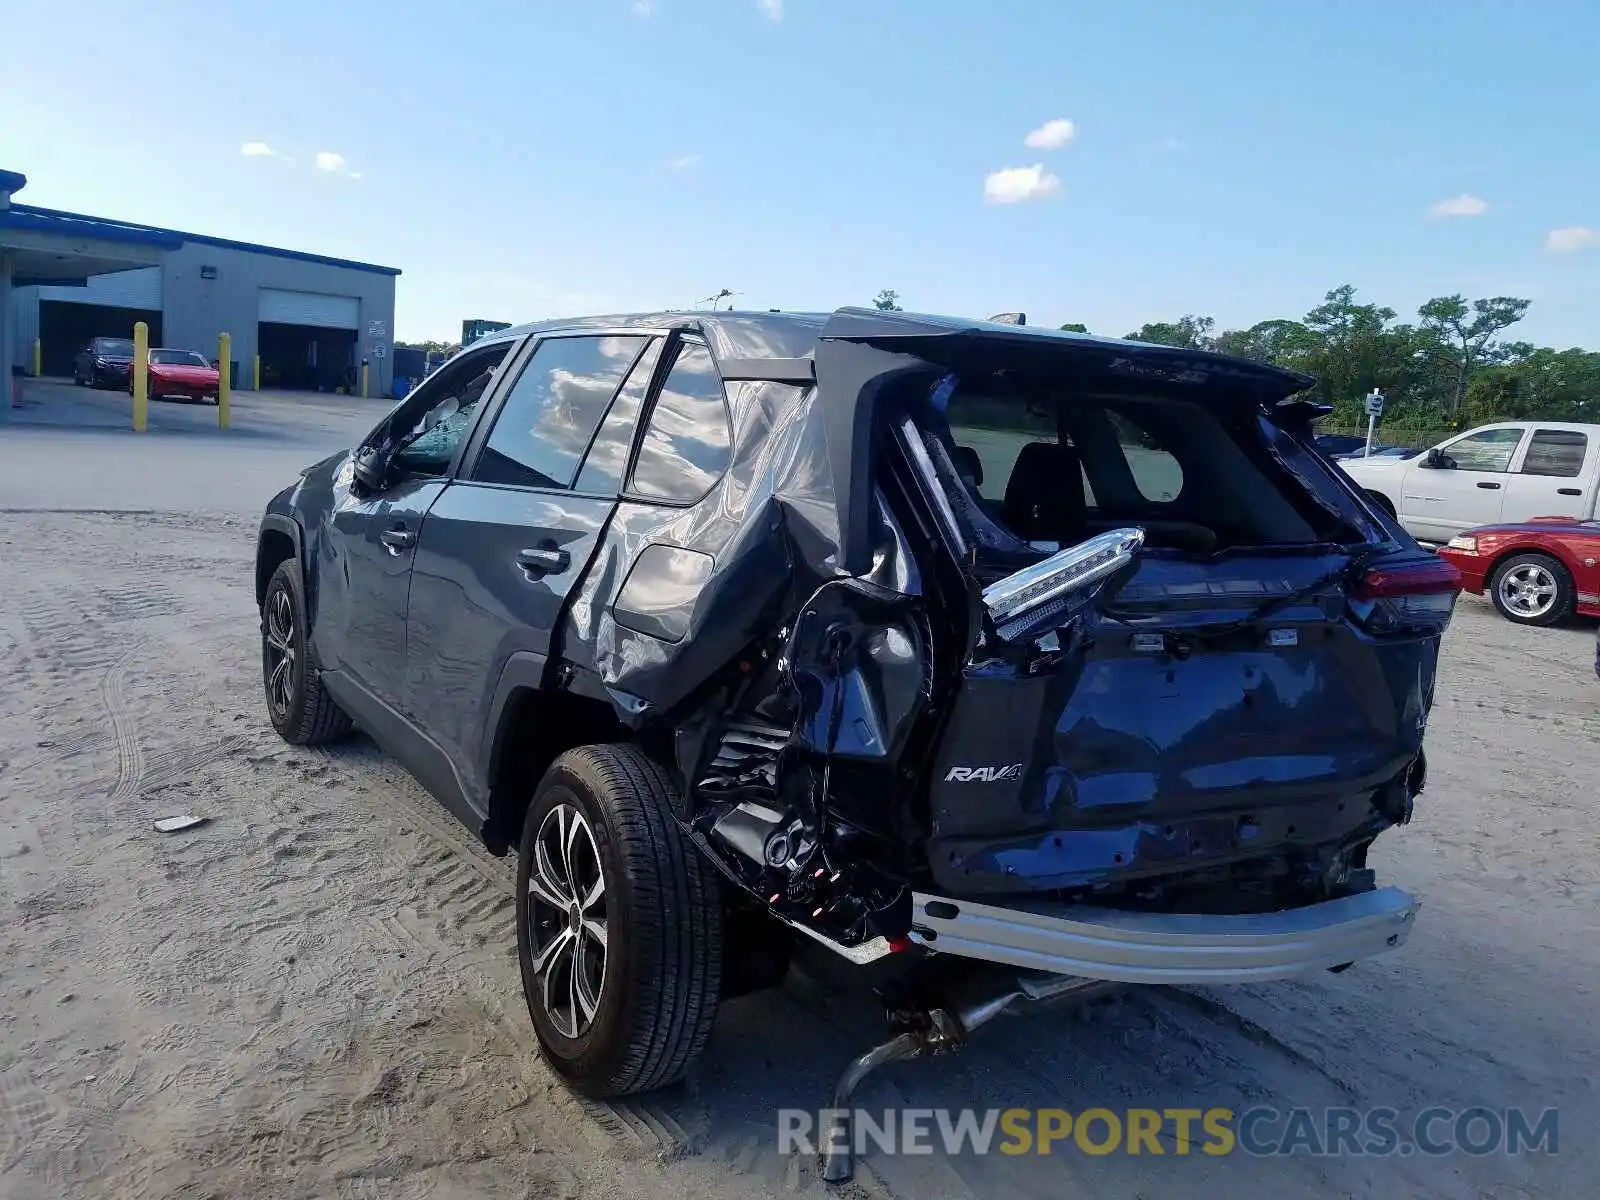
[1476,481,1501,490]
[517,545,570,577]
[379,527,416,554]
[1557,487,1582,496]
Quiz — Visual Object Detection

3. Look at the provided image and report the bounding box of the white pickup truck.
[1338,421,1600,543]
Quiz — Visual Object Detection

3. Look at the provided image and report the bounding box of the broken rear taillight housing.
[982,527,1145,638]
[1348,557,1462,633]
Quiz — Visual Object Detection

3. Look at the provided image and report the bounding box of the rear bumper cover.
[909,886,1418,984]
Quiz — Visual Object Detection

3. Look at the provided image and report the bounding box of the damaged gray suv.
[256,309,1459,1174]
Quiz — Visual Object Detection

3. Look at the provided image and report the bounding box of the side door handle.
[1557,487,1582,496]
[517,544,570,578]
[1476,481,1501,490]
[379,527,416,554]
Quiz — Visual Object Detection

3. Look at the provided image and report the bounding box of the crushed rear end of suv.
[256,308,1458,1179]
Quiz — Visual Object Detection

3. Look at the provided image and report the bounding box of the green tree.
[1059,322,1090,334]
[1125,315,1215,348]
[1416,294,1531,416]
[872,289,902,311]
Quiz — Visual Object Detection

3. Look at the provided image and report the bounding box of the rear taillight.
[1349,557,1462,632]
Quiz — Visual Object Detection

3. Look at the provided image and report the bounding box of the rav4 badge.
[944,764,1024,783]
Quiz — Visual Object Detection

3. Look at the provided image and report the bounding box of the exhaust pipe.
[819,972,1119,1182]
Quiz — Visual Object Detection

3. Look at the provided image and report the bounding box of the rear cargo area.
[893,355,1455,910]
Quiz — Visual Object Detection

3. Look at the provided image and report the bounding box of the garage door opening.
[39,302,163,376]
[257,321,358,391]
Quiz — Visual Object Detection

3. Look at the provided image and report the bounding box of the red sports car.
[134,349,221,404]
[1438,516,1600,626]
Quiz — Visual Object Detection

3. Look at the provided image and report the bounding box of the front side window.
[1520,430,1587,478]
[390,343,513,477]
[1440,428,1523,473]
[473,335,648,490]
[627,340,732,504]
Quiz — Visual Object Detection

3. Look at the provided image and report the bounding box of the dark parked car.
[255,309,1460,1169]
[1314,431,1416,460]
[72,336,135,388]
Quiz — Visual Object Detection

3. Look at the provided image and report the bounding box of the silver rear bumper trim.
[909,887,1419,984]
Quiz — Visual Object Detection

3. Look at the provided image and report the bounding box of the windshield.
[95,339,134,357]
[150,350,209,367]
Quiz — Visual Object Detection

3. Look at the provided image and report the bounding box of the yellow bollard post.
[253,354,261,391]
[217,332,232,428]
[361,358,369,400]
[32,338,41,377]
[131,321,149,432]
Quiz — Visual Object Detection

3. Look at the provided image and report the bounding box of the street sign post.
[1363,389,1386,457]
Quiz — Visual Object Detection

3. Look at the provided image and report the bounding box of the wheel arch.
[256,515,303,610]
[1363,488,1397,518]
[480,655,633,854]
[1485,542,1575,591]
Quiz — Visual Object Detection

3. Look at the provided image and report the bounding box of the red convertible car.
[133,349,221,404]
[1439,516,1600,627]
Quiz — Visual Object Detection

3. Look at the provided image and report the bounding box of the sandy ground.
[1,382,1597,1198]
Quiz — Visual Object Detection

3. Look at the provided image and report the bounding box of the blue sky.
[3,0,1596,346]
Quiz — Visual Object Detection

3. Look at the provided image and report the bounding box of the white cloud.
[1023,118,1075,150]
[757,0,782,19]
[631,0,655,14]
[241,141,275,157]
[1546,226,1596,253]
[668,153,701,170]
[1428,193,1488,218]
[984,164,1062,205]
[315,151,346,172]
[348,171,364,182]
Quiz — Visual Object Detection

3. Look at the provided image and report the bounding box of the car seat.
[1001,442,1086,543]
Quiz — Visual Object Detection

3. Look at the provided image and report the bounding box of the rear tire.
[517,744,722,1098]
[1489,552,1572,627]
[261,558,353,744]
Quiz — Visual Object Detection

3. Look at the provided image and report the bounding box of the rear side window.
[574,339,663,495]
[473,335,647,490]
[1108,413,1182,502]
[1442,428,1522,473]
[1520,430,1587,478]
[627,340,732,504]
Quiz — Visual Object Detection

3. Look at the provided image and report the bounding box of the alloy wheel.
[526,803,609,1039]
[263,588,297,716]
[1497,563,1557,619]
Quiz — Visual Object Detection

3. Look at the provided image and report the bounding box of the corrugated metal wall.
[37,267,162,310]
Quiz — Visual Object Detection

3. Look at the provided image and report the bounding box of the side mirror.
[351,443,391,493]
[1423,448,1447,469]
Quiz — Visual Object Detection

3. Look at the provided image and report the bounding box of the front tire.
[517,745,722,1098]
[261,558,353,744]
[1489,552,1573,626]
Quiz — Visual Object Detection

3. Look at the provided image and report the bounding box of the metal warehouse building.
[2,168,399,403]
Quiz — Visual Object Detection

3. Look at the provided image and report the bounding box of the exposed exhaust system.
[819,971,1120,1182]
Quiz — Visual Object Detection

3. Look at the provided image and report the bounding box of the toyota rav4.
[255,309,1458,1171]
